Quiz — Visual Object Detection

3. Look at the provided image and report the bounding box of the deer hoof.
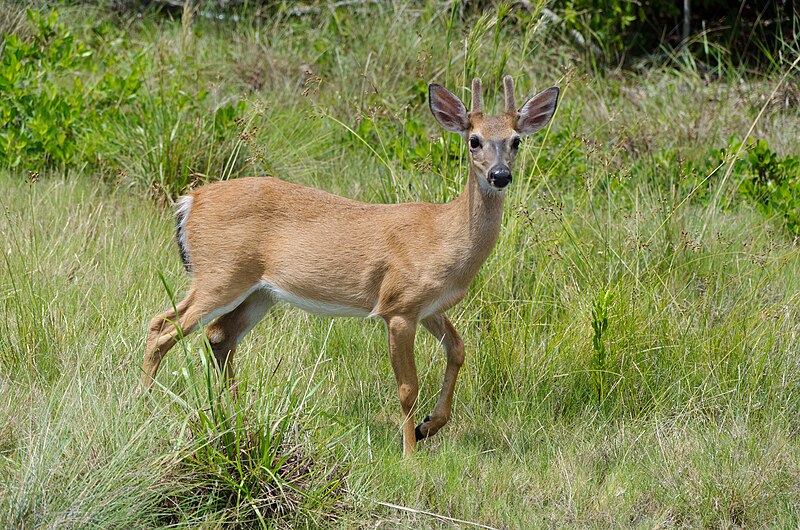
[414,415,432,441]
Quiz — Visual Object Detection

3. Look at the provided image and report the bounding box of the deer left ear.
[516,87,559,135]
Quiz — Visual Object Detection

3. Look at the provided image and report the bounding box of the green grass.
[2,1,800,528]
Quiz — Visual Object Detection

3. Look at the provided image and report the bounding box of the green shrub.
[0,8,246,195]
[552,0,798,67]
[557,0,648,63]
[0,9,144,172]
[738,138,800,235]
[0,10,90,169]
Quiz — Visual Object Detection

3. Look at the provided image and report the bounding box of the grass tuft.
[158,347,350,527]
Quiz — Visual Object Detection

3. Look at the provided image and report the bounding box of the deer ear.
[429,84,470,135]
[516,87,559,135]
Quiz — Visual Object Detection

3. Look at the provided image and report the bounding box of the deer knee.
[397,382,418,413]
[450,338,465,368]
[147,316,168,343]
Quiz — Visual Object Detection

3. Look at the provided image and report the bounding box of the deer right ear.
[429,84,470,135]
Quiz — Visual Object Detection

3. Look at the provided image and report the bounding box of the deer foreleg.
[416,314,465,441]
[385,315,419,457]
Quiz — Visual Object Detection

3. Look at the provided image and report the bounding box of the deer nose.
[488,167,512,188]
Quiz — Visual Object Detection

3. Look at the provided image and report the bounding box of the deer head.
[428,75,559,193]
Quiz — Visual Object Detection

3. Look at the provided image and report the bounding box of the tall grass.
[1,1,800,527]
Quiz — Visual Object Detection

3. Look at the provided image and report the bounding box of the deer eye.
[511,137,521,150]
[469,136,482,149]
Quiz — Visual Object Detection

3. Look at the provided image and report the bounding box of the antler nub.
[471,78,483,115]
[503,75,516,115]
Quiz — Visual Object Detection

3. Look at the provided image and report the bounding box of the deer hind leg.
[385,315,420,457]
[415,314,465,441]
[204,288,275,391]
[142,280,264,390]
[143,293,194,388]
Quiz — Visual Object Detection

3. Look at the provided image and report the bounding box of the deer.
[143,75,559,456]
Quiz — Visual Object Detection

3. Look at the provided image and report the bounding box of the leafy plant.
[558,0,647,63]
[0,10,91,169]
[552,0,798,68]
[590,289,612,405]
[0,9,145,172]
[738,138,800,235]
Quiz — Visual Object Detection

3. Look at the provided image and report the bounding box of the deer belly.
[262,281,373,318]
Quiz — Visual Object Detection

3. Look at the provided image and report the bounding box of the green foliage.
[0,9,149,172]
[0,10,90,168]
[553,0,798,67]
[0,7,247,195]
[738,139,800,235]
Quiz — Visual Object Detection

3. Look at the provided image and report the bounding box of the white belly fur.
[244,281,462,321]
[261,281,372,318]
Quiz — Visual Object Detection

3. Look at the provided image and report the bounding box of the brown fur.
[143,77,558,456]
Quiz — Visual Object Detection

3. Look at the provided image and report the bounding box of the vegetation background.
[1,0,799,527]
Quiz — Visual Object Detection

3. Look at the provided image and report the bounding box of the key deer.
[143,76,559,456]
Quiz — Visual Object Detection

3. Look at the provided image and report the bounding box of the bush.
[0,9,145,172]
[0,10,92,169]
[738,138,800,235]
[0,7,248,196]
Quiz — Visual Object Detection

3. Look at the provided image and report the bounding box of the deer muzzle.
[488,166,512,189]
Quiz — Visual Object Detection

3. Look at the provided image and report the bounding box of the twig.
[375,500,502,530]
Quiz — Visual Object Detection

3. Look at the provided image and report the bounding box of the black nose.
[489,167,512,188]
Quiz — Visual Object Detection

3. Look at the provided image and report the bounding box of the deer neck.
[445,165,506,274]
